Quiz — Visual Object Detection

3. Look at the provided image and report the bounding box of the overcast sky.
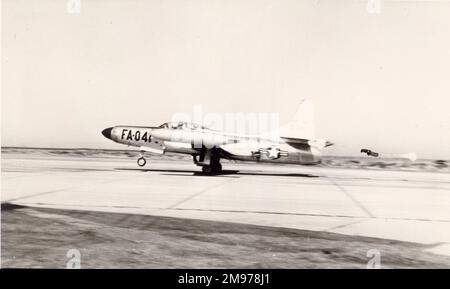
[2,0,450,159]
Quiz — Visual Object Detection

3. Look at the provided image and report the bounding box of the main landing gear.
[137,152,147,167]
[201,162,222,175]
[194,148,223,175]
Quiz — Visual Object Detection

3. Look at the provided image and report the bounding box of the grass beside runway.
[2,204,450,268]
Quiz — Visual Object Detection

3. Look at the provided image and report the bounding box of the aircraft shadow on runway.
[115,168,319,178]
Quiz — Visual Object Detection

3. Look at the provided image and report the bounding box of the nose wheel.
[137,156,147,167]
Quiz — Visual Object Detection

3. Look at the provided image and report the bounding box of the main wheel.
[213,162,222,173]
[202,165,213,174]
[202,163,222,175]
[137,157,146,167]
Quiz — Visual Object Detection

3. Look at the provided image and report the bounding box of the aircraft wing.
[281,137,334,147]
[139,146,164,155]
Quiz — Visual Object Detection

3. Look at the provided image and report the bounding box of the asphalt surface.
[2,150,450,265]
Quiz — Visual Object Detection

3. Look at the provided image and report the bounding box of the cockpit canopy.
[158,122,207,130]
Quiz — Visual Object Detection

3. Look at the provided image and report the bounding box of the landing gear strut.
[137,152,147,167]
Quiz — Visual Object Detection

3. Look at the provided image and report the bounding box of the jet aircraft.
[101,99,333,174]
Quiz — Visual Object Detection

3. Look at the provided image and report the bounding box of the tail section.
[279,99,315,140]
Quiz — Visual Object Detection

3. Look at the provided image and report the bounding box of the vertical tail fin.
[279,99,315,140]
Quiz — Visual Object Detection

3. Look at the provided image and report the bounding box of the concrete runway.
[2,153,450,256]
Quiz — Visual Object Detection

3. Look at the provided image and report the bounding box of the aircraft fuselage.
[102,125,324,166]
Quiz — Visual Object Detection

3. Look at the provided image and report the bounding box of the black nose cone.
[102,127,113,139]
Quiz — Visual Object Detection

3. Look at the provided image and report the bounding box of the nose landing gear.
[137,152,147,167]
[137,157,146,167]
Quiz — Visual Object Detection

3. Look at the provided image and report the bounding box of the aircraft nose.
[101,127,113,139]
